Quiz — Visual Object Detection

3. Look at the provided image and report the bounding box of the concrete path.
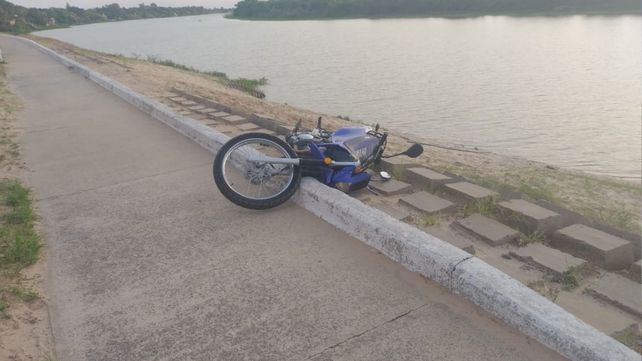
[1,36,567,361]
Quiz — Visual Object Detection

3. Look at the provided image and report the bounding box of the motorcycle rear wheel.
[213,132,302,210]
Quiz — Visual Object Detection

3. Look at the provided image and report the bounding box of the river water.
[36,14,641,179]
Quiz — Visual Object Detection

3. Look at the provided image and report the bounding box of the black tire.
[213,132,302,210]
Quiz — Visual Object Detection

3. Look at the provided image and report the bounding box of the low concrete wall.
[17,36,638,361]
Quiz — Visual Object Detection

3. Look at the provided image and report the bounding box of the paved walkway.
[1,36,566,361]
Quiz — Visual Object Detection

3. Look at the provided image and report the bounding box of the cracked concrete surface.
[2,36,567,361]
[305,303,430,359]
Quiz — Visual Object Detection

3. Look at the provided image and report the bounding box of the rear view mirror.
[403,144,423,158]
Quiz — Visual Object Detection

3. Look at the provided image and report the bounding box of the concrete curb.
[16,36,638,361]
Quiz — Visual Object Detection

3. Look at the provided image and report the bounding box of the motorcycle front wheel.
[213,132,302,210]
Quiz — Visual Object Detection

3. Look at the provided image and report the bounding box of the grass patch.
[226,77,268,98]
[2,227,40,265]
[2,181,34,225]
[581,207,639,234]
[145,56,267,98]
[0,299,8,319]
[0,180,40,268]
[518,182,557,204]
[517,231,545,247]
[421,213,440,227]
[7,286,39,302]
[559,267,580,291]
[613,324,642,354]
[390,168,407,182]
[527,280,559,302]
[462,198,496,217]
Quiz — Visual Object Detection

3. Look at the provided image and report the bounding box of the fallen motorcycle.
[213,117,423,209]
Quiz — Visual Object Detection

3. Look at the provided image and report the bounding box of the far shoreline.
[226,9,641,22]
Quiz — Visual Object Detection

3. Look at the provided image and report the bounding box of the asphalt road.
[1,36,567,361]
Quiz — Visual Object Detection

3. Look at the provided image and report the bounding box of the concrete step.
[212,125,240,135]
[253,128,276,136]
[211,111,231,118]
[510,243,586,277]
[629,260,641,283]
[406,167,453,190]
[179,100,197,106]
[188,105,207,111]
[552,224,634,270]
[585,273,642,317]
[368,179,412,196]
[204,120,221,127]
[372,202,412,222]
[196,107,217,114]
[456,214,520,246]
[497,199,567,234]
[379,157,416,176]
[444,181,498,203]
[168,96,187,103]
[236,122,261,131]
[399,191,456,214]
[223,115,247,124]
[251,113,279,129]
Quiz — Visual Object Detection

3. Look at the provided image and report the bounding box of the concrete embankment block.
[24,37,640,361]
[372,202,412,221]
[552,224,634,270]
[223,115,247,124]
[250,113,279,130]
[275,124,291,135]
[169,96,187,103]
[249,115,291,136]
[444,181,497,203]
[510,243,586,277]
[406,167,453,189]
[214,125,241,135]
[629,260,641,283]
[236,123,261,131]
[399,191,455,214]
[253,128,276,136]
[585,273,642,317]
[456,214,519,246]
[179,100,197,106]
[497,199,567,234]
[211,111,230,118]
[380,157,415,176]
[369,179,412,196]
[196,107,217,114]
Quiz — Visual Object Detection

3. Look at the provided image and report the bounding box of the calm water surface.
[37,14,641,179]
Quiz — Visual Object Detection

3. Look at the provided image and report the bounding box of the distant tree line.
[232,0,640,19]
[0,0,228,33]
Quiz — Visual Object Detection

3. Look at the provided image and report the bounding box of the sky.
[11,0,237,8]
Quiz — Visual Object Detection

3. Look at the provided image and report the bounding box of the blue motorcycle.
[213,117,423,209]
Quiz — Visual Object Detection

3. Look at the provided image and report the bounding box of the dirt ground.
[0,62,53,361]
[26,35,641,236]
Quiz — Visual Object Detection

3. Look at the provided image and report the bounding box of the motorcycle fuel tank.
[331,127,380,163]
